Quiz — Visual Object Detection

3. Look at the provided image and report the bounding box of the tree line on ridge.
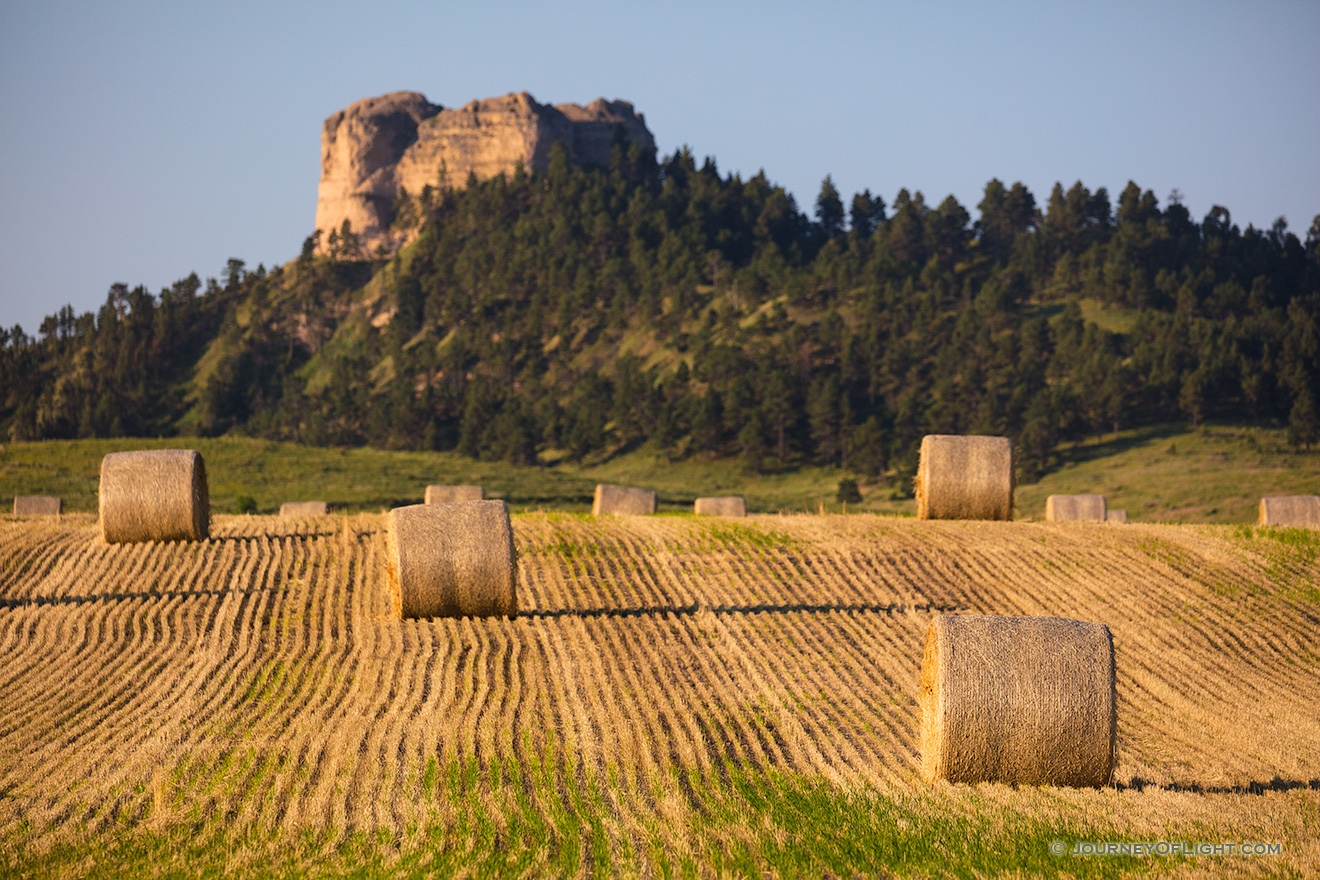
[3,140,1318,486]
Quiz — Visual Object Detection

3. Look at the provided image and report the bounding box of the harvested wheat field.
[0,512,1317,878]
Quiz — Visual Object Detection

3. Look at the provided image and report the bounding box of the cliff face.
[314,90,655,257]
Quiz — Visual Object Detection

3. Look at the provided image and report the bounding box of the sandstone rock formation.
[314,90,655,257]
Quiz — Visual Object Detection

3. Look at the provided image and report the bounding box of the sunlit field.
[1,509,1316,877]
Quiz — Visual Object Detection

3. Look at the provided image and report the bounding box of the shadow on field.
[524,601,968,619]
[0,589,254,609]
[206,532,337,543]
[1118,775,1320,796]
[203,529,383,543]
[1049,424,1183,470]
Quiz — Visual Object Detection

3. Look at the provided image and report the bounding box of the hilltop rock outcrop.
[314,90,655,257]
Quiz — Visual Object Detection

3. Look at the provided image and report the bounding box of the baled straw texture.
[1258,495,1320,528]
[425,485,485,504]
[99,450,209,543]
[279,501,328,517]
[386,500,516,619]
[1106,509,1128,524]
[694,496,747,516]
[13,496,61,516]
[915,435,1014,520]
[592,484,657,515]
[1045,494,1107,522]
[919,614,1116,787]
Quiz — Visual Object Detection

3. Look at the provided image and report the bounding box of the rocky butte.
[313,90,655,257]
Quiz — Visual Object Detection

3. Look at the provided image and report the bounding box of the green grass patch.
[1078,297,1142,335]
[699,521,803,554]
[3,764,1195,879]
[1224,523,1320,600]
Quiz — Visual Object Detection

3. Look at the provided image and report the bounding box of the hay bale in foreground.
[694,496,746,516]
[1258,495,1320,528]
[592,484,656,515]
[425,485,485,504]
[279,501,328,517]
[386,500,516,618]
[915,435,1014,520]
[99,450,209,543]
[1045,494,1107,522]
[919,614,1115,787]
[13,496,61,516]
[1106,509,1128,524]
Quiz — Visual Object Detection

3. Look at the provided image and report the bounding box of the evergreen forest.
[3,140,1318,486]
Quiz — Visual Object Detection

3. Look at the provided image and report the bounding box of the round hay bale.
[915,435,1014,520]
[694,496,747,516]
[919,614,1116,787]
[425,485,485,504]
[99,450,209,543]
[1258,495,1320,528]
[279,501,328,517]
[1045,494,1107,522]
[592,484,656,515]
[1106,509,1128,524]
[386,500,516,619]
[13,495,61,516]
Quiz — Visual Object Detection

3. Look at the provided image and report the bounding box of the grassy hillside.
[1015,422,1320,523]
[1,512,1316,877]
[2,422,1317,522]
[8,160,1318,489]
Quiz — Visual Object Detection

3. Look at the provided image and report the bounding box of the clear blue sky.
[2,1,1317,334]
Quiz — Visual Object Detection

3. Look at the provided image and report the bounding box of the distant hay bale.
[279,501,328,517]
[13,496,61,516]
[99,450,209,543]
[425,485,485,504]
[386,500,516,619]
[1258,495,1320,528]
[694,496,747,516]
[1106,509,1128,524]
[592,484,656,515]
[919,614,1116,787]
[915,435,1014,521]
[1045,494,1107,522]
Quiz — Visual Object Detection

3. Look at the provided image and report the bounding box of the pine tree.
[815,175,845,240]
[807,375,841,465]
[1287,389,1319,450]
[738,410,767,473]
[457,383,489,458]
[849,416,888,481]
[849,189,884,238]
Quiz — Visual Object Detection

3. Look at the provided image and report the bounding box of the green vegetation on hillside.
[2,146,1318,491]
[1014,423,1320,523]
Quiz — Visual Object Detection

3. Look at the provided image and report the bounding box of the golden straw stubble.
[99,449,209,543]
[386,500,517,619]
[919,614,1116,787]
[915,435,1014,520]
